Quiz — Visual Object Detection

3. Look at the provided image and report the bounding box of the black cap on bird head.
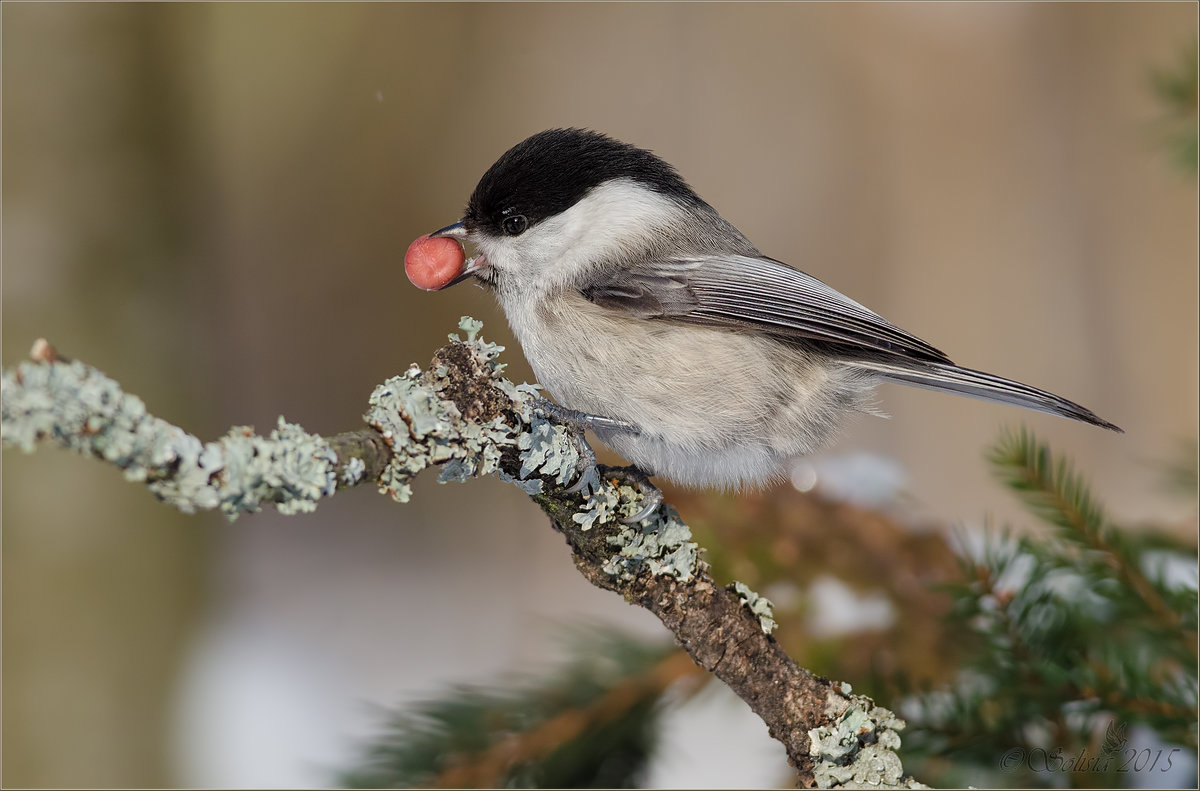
[463,128,705,238]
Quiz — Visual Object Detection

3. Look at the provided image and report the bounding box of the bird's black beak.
[429,221,467,241]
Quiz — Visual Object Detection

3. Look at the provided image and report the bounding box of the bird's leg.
[532,398,639,496]
[533,399,641,436]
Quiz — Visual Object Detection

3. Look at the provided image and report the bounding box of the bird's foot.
[529,399,601,495]
[604,465,663,524]
[532,399,641,497]
[531,400,658,520]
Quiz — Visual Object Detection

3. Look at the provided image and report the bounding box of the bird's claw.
[622,490,663,524]
[564,433,601,495]
[565,465,601,496]
[608,466,663,524]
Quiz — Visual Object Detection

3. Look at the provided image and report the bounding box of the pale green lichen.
[570,475,669,533]
[575,480,628,531]
[369,327,566,503]
[808,691,926,789]
[602,503,698,582]
[448,315,506,367]
[518,419,581,487]
[731,581,778,635]
[362,370,435,503]
[0,360,338,518]
[363,323,525,504]
[202,418,338,516]
[451,315,485,343]
[342,457,366,485]
[496,468,544,495]
[496,379,542,403]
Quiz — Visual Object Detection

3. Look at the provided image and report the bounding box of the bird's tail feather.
[846,359,1122,432]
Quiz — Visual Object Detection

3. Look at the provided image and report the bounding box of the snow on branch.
[1,319,925,788]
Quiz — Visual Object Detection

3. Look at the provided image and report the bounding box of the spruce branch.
[899,434,1198,782]
[342,629,686,788]
[989,428,1191,647]
[1,319,925,788]
[429,649,701,788]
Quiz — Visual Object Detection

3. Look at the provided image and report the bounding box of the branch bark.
[1,322,924,789]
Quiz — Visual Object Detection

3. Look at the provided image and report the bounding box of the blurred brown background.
[3,3,1195,787]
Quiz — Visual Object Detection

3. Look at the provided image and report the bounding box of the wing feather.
[581,254,953,364]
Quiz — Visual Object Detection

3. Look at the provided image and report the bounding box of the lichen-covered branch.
[1,339,389,517]
[1,320,924,788]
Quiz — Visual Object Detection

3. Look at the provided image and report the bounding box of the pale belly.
[503,291,879,489]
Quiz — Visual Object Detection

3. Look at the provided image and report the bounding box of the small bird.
[414,128,1120,510]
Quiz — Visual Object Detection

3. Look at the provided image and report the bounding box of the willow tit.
[422,128,1120,493]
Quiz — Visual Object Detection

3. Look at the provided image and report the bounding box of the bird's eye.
[502,214,528,236]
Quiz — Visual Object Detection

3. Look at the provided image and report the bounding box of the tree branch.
[1,319,925,788]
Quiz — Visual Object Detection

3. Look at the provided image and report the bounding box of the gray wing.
[580,254,953,364]
[579,254,1122,432]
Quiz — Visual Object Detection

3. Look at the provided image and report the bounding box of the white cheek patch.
[488,179,684,293]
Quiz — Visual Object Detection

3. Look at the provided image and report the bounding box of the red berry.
[404,234,466,291]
